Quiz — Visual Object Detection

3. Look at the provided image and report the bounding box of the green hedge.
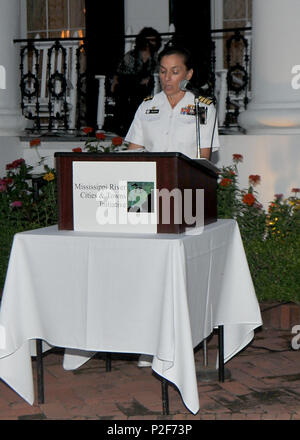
[243,234,300,302]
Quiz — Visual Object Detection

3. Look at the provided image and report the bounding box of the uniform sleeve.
[124,103,145,147]
[200,104,220,151]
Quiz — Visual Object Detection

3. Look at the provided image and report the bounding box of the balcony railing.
[14,34,87,134]
[14,27,251,136]
[210,26,251,131]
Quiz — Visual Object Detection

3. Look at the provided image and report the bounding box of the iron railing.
[15,36,87,134]
[14,27,251,135]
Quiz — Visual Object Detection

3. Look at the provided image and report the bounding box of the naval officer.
[125,45,220,159]
[125,45,220,368]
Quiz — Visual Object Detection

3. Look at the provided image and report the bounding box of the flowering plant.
[29,138,48,166]
[0,150,299,302]
[76,127,128,153]
[0,156,57,229]
[217,154,300,302]
[218,154,266,240]
[217,154,300,241]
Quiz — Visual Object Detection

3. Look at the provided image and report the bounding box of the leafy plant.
[0,149,57,289]
[0,157,57,229]
[76,127,127,153]
[217,154,300,302]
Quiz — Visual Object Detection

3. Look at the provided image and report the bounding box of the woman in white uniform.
[126,46,220,368]
[125,45,220,160]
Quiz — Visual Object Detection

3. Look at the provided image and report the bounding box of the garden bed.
[0,147,299,307]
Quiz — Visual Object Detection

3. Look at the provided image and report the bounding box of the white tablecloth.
[0,219,262,414]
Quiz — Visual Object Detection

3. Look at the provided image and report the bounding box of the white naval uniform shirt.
[125,91,220,159]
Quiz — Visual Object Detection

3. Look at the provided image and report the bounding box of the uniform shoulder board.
[198,96,213,105]
[144,96,153,102]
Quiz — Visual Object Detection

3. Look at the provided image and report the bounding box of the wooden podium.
[55,152,219,234]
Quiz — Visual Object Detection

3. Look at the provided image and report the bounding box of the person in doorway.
[125,45,220,160]
[111,27,162,136]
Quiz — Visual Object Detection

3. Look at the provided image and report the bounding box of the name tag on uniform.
[145,107,159,114]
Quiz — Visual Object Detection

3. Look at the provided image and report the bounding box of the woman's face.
[159,54,193,98]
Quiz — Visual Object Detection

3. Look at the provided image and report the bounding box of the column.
[0,0,26,135]
[238,0,300,134]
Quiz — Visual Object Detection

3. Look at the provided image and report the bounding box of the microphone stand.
[194,96,201,159]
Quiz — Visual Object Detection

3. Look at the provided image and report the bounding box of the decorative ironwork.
[17,37,87,134]
[20,42,41,131]
[224,30,250,128]
[48,72,67,99]
[16,27,251,135]
[47,40,69,131]
[75,41,88,130]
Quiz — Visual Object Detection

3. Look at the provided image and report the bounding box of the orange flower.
[96,132,106,140]
[72,147,82,153]
[220,178,233,187]
[83,127,93,134]
[112,136,123,146]
[29,138,41,147]
[232,153,243,163]
[242,193,255,206]
[248,174,261,186]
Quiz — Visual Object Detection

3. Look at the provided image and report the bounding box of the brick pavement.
[0,327,299,421]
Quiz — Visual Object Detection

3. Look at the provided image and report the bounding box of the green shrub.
[243,235,300,302]
[217,153,300,303]
[0,154,57,289]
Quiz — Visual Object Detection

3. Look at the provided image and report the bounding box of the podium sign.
[72,161,157,233]
[55,152,219,234]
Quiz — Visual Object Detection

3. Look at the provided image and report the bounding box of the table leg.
[218,325,225,382]
[105,352,112,372]
[161,378,169,415]
[203,338,208,366]
[36,339,44,404]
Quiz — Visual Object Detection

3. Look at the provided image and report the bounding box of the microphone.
[179,79,200,96]
[180,79,216,105]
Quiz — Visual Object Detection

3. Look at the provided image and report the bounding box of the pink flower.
[10,200,22,208]
[6,158,25,170]
[3,178,13,185]
[274,194,283,200]
[0,184,7,192]
[253,202,263,210]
